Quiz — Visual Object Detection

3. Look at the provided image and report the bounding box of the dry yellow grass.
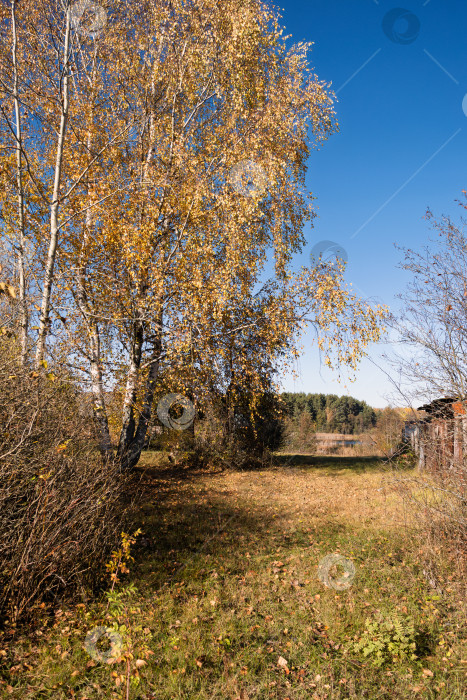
[213,463,408,531]
[2,454,465,699]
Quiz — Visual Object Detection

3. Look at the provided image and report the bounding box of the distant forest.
[281,393,377,435]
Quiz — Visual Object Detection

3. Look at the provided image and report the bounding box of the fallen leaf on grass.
[235,691,250,700]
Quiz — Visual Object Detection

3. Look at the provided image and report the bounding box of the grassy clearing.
[1,454,465,699]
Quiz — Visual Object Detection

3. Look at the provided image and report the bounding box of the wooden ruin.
[407,398,467,479]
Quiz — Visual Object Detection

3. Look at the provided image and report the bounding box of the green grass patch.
[1,458,465,699]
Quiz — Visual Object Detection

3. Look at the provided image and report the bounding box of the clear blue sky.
[274,0,467,407]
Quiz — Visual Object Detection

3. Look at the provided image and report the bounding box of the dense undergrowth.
[0,350,138,626]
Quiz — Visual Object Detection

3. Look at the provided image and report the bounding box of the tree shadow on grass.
[129,467,351,589]
[136,453,388,483]
[273,454,388,473]
[128,455,388,587]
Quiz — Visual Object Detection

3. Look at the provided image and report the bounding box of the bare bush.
[391,451,466,600]
[189,401,277,471]
[0,341,137,624]
[388,199,467,588]
[369,407,406,458]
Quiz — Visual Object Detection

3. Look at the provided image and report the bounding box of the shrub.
[190,395,281,471]
[0,343,137,624]
[189,407,253,470]
[151,391,282,471]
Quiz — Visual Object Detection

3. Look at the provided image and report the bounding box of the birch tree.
[1,0,387,471]
[71,0,385,470]
[9,0,28,365]
[0,0,129,369]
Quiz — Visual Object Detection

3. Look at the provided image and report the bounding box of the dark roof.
[417,397,457,414]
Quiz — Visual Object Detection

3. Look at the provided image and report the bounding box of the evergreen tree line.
[281,392,377,435]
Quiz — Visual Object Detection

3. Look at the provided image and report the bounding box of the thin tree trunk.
[89,325,112,454]
[117,321,144,467]
[74,266,112,456]
[118,320,162,471]
[226,343,235,435]
[117,76,161,470]
[11,0,28,366]
[34,8,71,368]
[84,122,112,456]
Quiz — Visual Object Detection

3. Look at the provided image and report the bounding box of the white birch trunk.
[117,75,159,469]
[74,124,112,456]
[117,324,143,460]
[11,0,28,366]
[34,8,71,368]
